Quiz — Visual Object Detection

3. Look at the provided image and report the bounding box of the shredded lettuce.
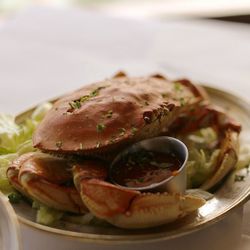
[236,145,250,170]
[63,213,94,225]
[0,103,61,225]
[0,103,52,155]
[0,102,64,226]
[31,102,53,122]
[0,104,48,194]
[187,127,218,147]
[186,149,220,188]
[179,127,221,188]
[32,200,63,225]
[17,139,36,156]
[0,113,36,154]
[0,114,20,153]
[0,102,52,155]
[0,153,18,194]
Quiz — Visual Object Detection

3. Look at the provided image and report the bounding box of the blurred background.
[0,3,250,249]
[0,0,250,113]
[1,0,250,23]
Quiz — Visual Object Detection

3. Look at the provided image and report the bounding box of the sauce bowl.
[109,136,188,194]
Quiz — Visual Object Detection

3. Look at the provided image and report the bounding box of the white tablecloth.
[0,6,249,250]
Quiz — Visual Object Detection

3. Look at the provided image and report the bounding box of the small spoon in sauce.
[109,136,188,194]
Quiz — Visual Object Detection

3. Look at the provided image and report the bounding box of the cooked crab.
[7,73,241,229]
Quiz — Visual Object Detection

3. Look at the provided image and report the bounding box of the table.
[0,6,249,250]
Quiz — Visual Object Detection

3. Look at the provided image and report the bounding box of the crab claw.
[7,152,87,214]
[106,193,205,229]
[73,161,205,229]
[168,104,241,191]
[73,162,140,217]
[201,129,239,190]
[78,179,140,218]
[7,152,34,196]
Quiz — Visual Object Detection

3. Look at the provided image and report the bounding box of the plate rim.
[0,191,22,249]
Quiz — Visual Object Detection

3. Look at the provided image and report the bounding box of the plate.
[0,191,21,250]
[12,85,250,244]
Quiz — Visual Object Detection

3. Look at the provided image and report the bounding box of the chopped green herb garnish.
[161,93,169,98]
[69,100,81,110]
[159,163,172,169]
[119,128,126,136]
[55,141,63,148]
[174,82,182,91]
[125,150,154,167]
[137,177,144,183]
[90,86,106,97]
[96,123,106,132]
[109,134,117,143]
[68,86,107,111]
[90,90,98,97]
[103,110,113,119]
[109,138,115,143]
[8,192,22,204]
[179,97,186,107]
[235,175,245,182]
[107,110,113,118]
[131,127,138,135]
[80,95,90,103]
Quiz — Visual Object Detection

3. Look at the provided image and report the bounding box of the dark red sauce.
[111,150,182,188]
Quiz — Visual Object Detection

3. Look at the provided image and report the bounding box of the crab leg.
[73,161,205,229]
[7,152,87,214]
[73,161,139,217]
[201,128,239,190]
[106,193,205,229]
[168,104,241,190]
[7,152,34,196]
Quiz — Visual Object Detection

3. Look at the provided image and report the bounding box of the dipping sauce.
[111,150,182,188]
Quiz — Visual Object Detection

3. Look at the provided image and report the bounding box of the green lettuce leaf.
[0,103,52,194]
[0,153,18,193]
[180,127,221,188]
[32,201,63,226]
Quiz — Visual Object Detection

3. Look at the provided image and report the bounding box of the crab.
[7,73,241,229]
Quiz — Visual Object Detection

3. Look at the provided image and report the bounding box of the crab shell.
[33,74,206,155]
[7,73,241,229]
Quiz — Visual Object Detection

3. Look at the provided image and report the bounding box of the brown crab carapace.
[7,73,241,229]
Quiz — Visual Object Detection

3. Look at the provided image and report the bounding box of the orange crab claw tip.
[80,179,140,218]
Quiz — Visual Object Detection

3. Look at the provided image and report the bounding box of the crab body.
[7,74,241,229]
[33,74,205,155]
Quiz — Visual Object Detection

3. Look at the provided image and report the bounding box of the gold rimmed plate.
[12,85,250,244]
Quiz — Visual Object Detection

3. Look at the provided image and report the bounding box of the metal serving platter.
[12,85,250,244]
